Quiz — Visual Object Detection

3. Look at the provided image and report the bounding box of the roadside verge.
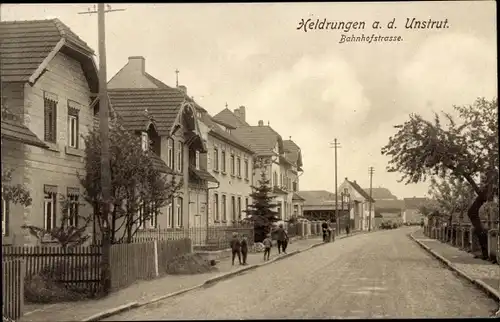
[408,232,500,305]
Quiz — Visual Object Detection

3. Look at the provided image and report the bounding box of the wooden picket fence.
[2,258,25,320]
[2,245,102,295]
[109,238,192,291]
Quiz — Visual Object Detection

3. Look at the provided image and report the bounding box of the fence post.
[153,240,159,277]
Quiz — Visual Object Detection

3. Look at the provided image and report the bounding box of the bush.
[24,260,98,303]
[166,253,219,275]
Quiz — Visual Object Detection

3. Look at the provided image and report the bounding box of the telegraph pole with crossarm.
[78,3,125,295]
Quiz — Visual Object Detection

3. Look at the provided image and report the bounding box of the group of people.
[229,224,290,264]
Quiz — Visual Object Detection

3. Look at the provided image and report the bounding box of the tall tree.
[246,158,280,242]
[381,97,498,259]
[80,119,182,244]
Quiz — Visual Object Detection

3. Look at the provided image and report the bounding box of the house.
[198,112,255,226]
[1,19,99,245]
[403,197,428,224]
[296,190,350,229]
[363,187,403,226]
[107,87,209,231]
[107,56,257,229]
[283,138,305,218]
[229,120,301,221]
[338,178,376,231]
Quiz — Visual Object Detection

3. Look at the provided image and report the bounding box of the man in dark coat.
[322,221,329,242]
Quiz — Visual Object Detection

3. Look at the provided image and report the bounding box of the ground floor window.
[44,185,58,231]
[2,187,9,236]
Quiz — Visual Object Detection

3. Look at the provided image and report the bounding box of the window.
[141,132,149,152]
[273,171,278,187]
[176,197,183,227]
[293,181,297,192]
[245,197,249,216]
[44,92,58,142]
[214,193,219,221]
[244,159,249,179]
[237,197,242,220]
[138,202,146,229]
[167,200,173,228]
[230,154,235,175]
[167,138,174,168]
[280,174,283,186]
[67,188,79,227]
[221,150,226,173]
[67,103,79,148]
[195,151,200,170]
[176,142,183,172]
[44,185,57,231]
[213,148,219,171]
[231,196,236,221]
[236,157,241,177]
[2,187,9,236]
[222,195,227,221]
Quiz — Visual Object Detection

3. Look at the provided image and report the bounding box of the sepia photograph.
[0,1,498,320]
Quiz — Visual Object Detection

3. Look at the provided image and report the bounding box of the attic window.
[196,111,202,118]
[141,132,149,152]
[226,128,231,134]
[195,151,200,170]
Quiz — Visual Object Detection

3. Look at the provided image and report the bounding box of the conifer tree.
[246,170,280,242]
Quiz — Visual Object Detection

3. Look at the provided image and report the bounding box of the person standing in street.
[241,235,249,265]
[262,234,272,261]
[230,232,242,266]
[276,224,287,254]
[322,221,329,242]
[346,223,350,236]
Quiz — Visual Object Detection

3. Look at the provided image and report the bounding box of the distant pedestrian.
[230,232,242,265]
[262,234,272,261]
[346,223,350,236]
[282,229,289,253]
[276,224,288,254]
[322,221,328,242]
[241,235,249,265]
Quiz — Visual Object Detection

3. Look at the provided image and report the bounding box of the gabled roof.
[0,19,97,92]
[346,180,375,202]
[232,125,283,156]
[292,192,306,201]
[363,187,397,200]
[143,73,172,89]
[404,197,429,210]
[283,139,303,169]
[297,190,337,207]
[1,119,48,149]
[198,112,254,154]
[107,88,188,136]
[213,108,249,128]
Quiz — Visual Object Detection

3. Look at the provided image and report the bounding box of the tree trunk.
[467,192,488,259]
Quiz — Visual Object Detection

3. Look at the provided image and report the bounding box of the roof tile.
[1,119,48,148]
[213,108,249,128]
[1,19,94,83]
[232,125,281,156]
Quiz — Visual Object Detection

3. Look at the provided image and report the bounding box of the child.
[230,232,242,266]
[262,234,272,261]
[241,235,249,265]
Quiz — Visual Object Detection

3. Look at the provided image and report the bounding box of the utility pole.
[368,166,375,232]
[330,139,341,234]
[78,3,125,295]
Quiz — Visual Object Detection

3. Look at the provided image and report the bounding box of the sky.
[2,2,497,199]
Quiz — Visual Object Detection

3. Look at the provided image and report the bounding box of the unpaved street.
[105,228,497,320]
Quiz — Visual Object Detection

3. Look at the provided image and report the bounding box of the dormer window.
[195,151,200,170]
[141,132,149,152]
[196,111,202,118]
[226,128,231,134]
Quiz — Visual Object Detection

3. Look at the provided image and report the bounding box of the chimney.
[258,120,264,126]
[233,108,241,120]
[178,85,187,94]
[128,56,145,74]
[353,180,357,184]
[238,106,246,122]
[345,177,348,181]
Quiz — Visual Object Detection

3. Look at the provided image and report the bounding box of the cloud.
[397,33,497,119]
